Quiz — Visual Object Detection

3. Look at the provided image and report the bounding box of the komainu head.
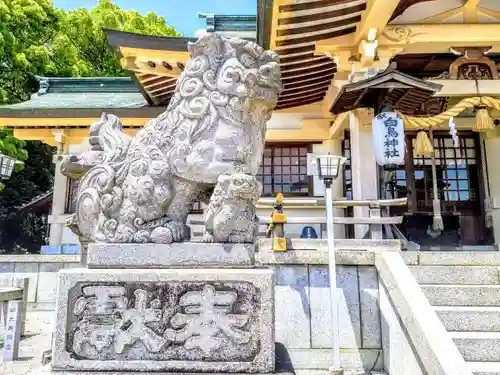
[170,33,282,125]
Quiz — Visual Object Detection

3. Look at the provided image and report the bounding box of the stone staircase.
[410,262,500,375]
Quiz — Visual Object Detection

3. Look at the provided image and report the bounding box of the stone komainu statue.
[61,34,282,244]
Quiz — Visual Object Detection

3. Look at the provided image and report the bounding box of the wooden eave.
[104,29,196,107]
[105,29,196,51]
[392,53,500,79]
[0,107,166,128]
[103,1,368,111]
[330,68,443,115]
[266,0,367,109]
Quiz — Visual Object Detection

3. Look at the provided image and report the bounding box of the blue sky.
[53,0,257,37]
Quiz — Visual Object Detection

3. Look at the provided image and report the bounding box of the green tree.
[0,0,61,104]
[0,140,55,253]
[56,0,180,77]
[0,0,179,252]
[0,0,181,104]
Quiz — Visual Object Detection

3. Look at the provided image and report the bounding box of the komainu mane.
[62,34,282,244]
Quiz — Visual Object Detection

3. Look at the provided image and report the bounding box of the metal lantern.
[313,154,347,182]
[372,111,405,166]
[0,154,19,179]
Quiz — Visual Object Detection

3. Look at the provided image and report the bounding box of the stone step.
[435,306,500,332]
[421,285,500,306]
[469,361,500,375]
[410,266,500,285]
[451,332,500,362]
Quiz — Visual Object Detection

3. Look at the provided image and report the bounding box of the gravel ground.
[0,311,385,375]
[0,311,54,375]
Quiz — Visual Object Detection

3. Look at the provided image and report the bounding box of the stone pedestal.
[86,243,256,268]
[48,243,275,375]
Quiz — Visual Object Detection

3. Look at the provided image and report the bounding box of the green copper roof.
[198,13,256,33]
[197,13,256,40]
[1,76,148,110]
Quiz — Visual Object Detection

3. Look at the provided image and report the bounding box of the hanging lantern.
[0,154,18,179]
[372,111,405,166]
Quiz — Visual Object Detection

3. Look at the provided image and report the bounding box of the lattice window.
[341,136,352,200]
[256,144,312,196]
[412,135,477,209]
[385,167,408,200]
[190,201,204,214]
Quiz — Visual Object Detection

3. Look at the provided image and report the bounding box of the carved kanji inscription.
[67,281,260,361]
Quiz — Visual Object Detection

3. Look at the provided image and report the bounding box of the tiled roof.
[1,76,148,110]
[17,191,53,213]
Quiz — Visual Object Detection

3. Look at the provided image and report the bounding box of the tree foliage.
[0,0,179,252]
[0,0,180,103]
[0,140,55,253]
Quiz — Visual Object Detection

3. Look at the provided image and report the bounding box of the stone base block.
[52,267,274,373]
[87,243,256,268]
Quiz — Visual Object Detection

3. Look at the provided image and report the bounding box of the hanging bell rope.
[473,79,495,132]
[479,134,493,228]
[414,130,434,157]
[399,96,500,130]
[474,106,495,132]
[429,129,444,232]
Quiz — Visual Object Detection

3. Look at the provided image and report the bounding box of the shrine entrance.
[385,131,489,246]
[343,130,490,246]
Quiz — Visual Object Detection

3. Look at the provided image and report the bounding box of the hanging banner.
[372,111,405,166]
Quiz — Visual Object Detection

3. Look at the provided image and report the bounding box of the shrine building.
[2,0,500,251]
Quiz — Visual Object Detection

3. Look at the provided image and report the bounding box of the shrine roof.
[330,66,443,115]
[17,191,53,214]
[1,76,147,111]
[197,13,257,40]
[0,76,165,121]
[104,0,370,111]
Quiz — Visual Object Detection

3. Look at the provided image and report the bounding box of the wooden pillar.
[349,109,378,238]
[48,131,69,246]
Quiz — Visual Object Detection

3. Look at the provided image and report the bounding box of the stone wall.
[0,255,80,310]
[273,263,383,371]
[0,242,400,372]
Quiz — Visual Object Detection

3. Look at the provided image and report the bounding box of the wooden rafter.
[353,0,400,45]
[418,6,463,23]
[478,7,500,21]
[463,0,480,23]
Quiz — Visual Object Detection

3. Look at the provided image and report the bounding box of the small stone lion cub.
[203,173,262,243]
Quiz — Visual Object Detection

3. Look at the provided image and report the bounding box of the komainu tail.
[61,113,132,179]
